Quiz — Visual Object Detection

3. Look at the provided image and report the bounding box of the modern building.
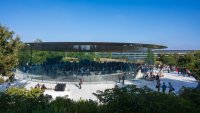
[153,50,197,55]
[23,42,167,82]
[26,42,167,60]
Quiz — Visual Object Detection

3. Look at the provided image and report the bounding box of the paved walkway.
[24,81,115,101]
[118,72,198,94]
[0,71,198,101]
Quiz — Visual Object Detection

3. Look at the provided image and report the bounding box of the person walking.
[168,82,174,94]
[79,78,83,89]
[122,74,125,85]
[161,82,167,93]
[156,79,161,92]
[156,73,160,81]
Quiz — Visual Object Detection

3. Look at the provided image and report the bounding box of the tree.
[159,54,177,66]
[19,39,65,66]
[177,53,195,68]
[145,48,155,65]
[192,59,200,80]
[192,51,200,78]
[188,51,200,83]
[0,25,23,76]
[0,86,200,113]
[65,52,97,61]
[93,85,198,113]
[179,88,200,107]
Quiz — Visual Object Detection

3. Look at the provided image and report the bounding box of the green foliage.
[159,54,177,65]
[0,25,23,76]
[19,49,65,65]
[179,88,200,107]
[67,52,98,61]
[108,52,112,58]
[47,97,98,113]
[159,53,195,67]
[18,48,30,66]
[18,39,65,66]
[192,60,200,79]
[159,51,200,79]
[19,50,101,66]
[40,51,64,64]
[94,85,199,113]
[0,77,5,84]
[146,48,155,65]
[191,51,200,79]
[0,86,200,113]
[0,88,98,113]
[0,87,50,113]
[177,53,195,68]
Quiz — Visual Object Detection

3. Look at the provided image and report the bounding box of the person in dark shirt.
[161,82,167,93]
[79,78,83,89]
[41,84,47,90]
[122,74,125,85]
[168,82,175,94]
[156,74,160,81]
[156,79,161,92]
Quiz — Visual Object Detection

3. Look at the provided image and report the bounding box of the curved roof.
[25,42,167,52]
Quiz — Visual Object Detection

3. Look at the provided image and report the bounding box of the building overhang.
[25,42,167,52]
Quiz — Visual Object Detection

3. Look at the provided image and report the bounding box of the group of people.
[140,64,176,93]
[35,83,47,90]
[23,60,137,77]
[144,71,164,81]
[157,64,193,77]
[118,74,126,85]
[155,75,175,93]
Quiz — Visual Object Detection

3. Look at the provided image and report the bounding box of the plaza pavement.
[0,71,198,101]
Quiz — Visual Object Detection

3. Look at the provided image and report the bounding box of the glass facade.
[18,42,165,83]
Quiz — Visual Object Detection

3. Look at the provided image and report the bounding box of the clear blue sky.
[1,0,200,50]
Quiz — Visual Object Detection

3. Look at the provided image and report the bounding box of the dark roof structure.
[25,42,167,52]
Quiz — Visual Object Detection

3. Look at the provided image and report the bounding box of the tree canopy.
[159,51,200,80]
[1,86,200,113]
[159,54,177,66]
[0,25,23,76]
[145,48,155,65]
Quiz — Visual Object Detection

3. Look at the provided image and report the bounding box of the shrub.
[0,77,5,84]
[46,97,98,113]
[0,86,200,113]
[180,88,200,108]
[94,85,199,113]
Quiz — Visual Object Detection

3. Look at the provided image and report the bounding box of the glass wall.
[17,45,149,83]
